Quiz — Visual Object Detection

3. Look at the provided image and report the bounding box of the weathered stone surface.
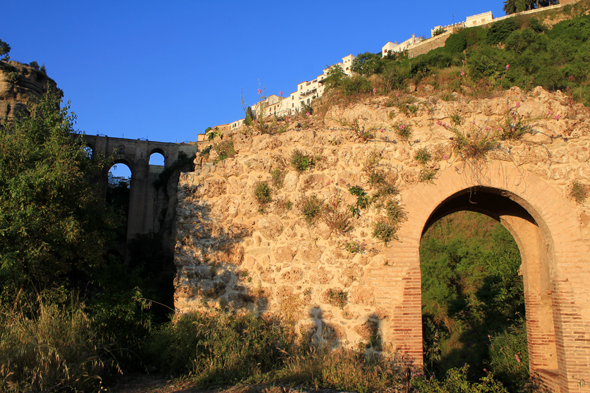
[297,242,325,264]
[256,215,284,240]
[310,267,334,285]
[350,286,375,306]
[174,88,590,388]
[274,244,298,264]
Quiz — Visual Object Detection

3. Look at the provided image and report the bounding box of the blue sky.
[3,1,504,173]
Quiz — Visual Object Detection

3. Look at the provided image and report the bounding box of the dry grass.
[0,298,113,392]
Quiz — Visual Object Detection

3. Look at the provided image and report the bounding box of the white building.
[381,34,423,57]
[247,54,356,119]
[465,11,493,27]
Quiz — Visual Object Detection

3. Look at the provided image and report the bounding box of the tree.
[0,39,10,61]
[0,91,118,302]
[351,52,384,76]
[503,0,543,14]
[323,64,347,90]
[245,106,253,125]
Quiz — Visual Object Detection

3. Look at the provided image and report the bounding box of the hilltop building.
[381,34,424,57]
[207,5,567,137]
[248,54,356,121]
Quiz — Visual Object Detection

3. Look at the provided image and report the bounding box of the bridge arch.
[383,160,590,392]
[149,147,167,159]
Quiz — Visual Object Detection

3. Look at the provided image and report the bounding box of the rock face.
[0,61,60,122]
[174,86,590,351]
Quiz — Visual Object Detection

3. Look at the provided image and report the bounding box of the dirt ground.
[105,373,406,393]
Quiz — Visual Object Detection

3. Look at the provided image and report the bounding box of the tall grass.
[0,298,114,392]
[143,311,290,384]
[143,310,408,391]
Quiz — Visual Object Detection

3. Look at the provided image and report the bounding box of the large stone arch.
[81,135,198,242]
[382,160,590,392]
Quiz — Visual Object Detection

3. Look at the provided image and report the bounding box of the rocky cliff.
[0,61,60,123]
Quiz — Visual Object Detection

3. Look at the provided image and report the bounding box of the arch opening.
[149,151,165,166]
[419,186,558,387]
[107,161,132,242]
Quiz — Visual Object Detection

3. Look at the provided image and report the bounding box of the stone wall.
[174,86,590,360]
[408,33,451,59]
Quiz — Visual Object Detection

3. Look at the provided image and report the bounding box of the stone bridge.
[83,135,198,242]
[173,87,590,392]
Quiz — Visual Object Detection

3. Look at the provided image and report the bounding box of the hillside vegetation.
[323,4,590,107]
[421,212,527,391]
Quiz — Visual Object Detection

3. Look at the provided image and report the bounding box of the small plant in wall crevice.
[298,194,323,226]
[290,149,313,173]
[414,147,431,165]
[394,121,412,140]
[325,288,348,309]
[372,199,407,245]
[344,240,366,254]
[214,139,236,163]
[254,181,272,206]
[570,180,587,205]
[270,168,286,189]
[322,194,352,236]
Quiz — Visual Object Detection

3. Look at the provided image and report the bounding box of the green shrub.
[384,199,406,223]
[412,365,509,393]
[341,75,373,96]
[323,64,347,90]
[348,185,370,217]
[487,18,520,45]
[351,52,384,76]
[322,195,351,235]
[420,168,437,182]
[214,139,236,163]
[395,121,412,140]
[451,126,497,160]
[254,181,272,205]
[290,149,312,172]
[298,194,323,225]
[414,148,431,165]
[488,320,529,392]
[433,27,447,36]
[411,49,454,76]
[528,17,546,33]
[467,46,510,81]
[445,31,467,54]
[445,27,487,54]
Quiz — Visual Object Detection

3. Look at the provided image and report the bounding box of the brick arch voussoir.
[382,160,590,387]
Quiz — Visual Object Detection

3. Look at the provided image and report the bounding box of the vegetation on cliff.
[324,7,590,107]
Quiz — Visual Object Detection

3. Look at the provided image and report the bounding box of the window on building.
[292,103,294,108]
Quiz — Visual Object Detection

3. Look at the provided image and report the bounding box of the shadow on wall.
[173,185,392,352]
